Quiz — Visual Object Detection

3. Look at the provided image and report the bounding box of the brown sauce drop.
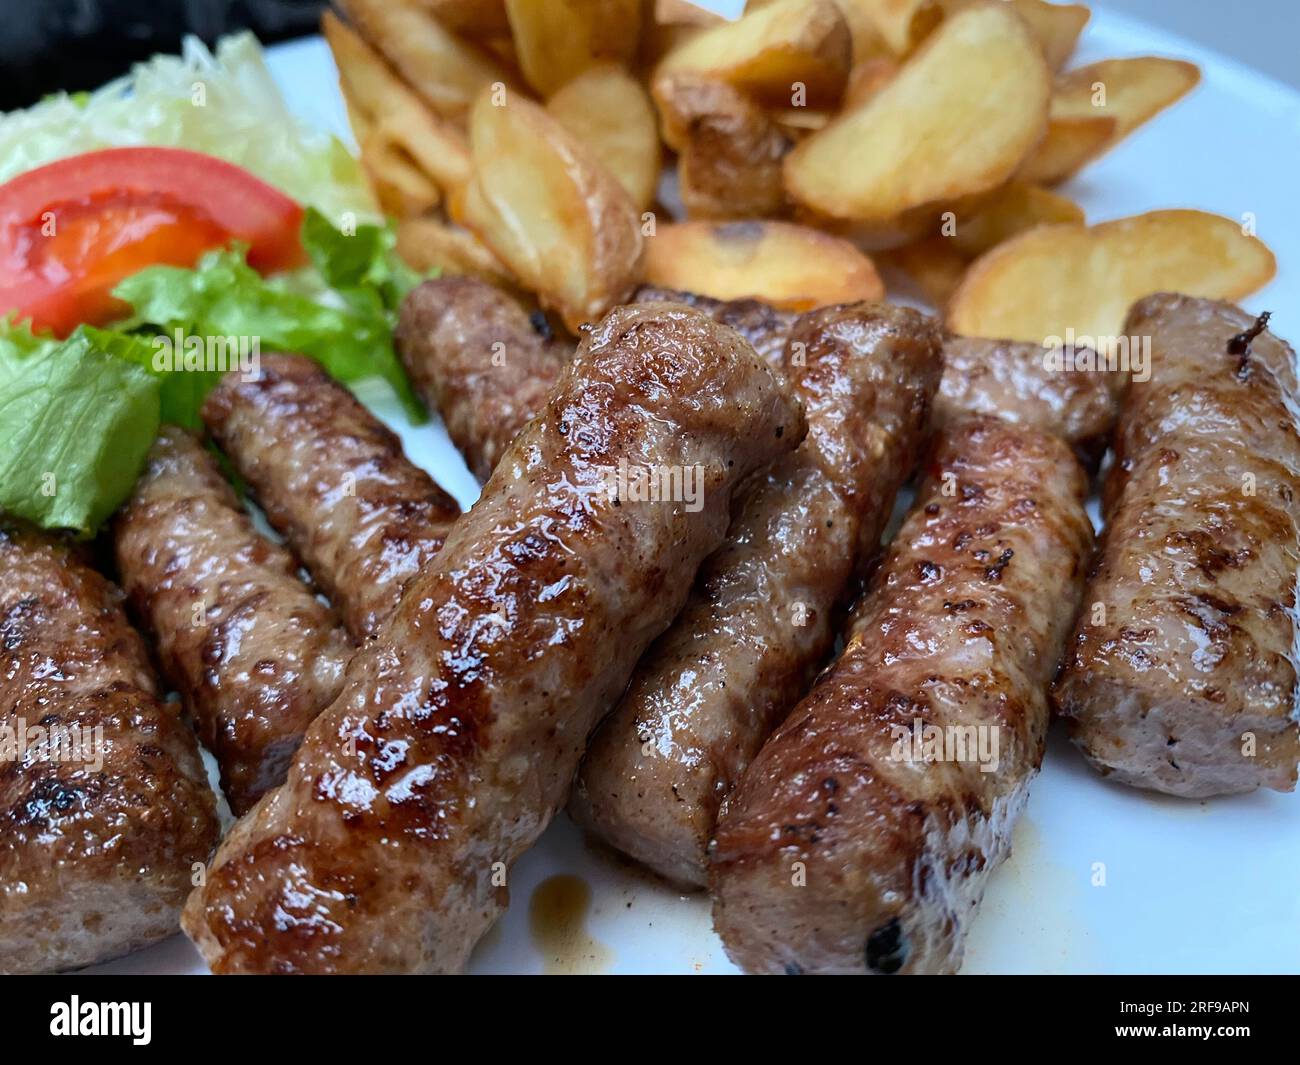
[528,874,613,974]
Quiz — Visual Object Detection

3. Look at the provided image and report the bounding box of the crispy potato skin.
[572,302,942,886]
[1054,295,1300,797]
[397,278,573,482]
[712,417,1092,974]
[0,520,219,973]
[182,304,804,973]
[115,428,353,815]
[463,90,645,333]
[202,355,459,640]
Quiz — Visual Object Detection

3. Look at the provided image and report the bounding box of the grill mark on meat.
[1054,294,1300,797]
[181,303,804,973]
[711,418,1092,974]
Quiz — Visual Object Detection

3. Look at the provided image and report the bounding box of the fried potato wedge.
[842,54,900,108]
[505,0,643,96]
[643,0,726,69]
[360,122,442,217]
[849,0,944,55]
[654,73,792,219]
[395,216,514,285]
[547,63,661,211]
[884,182,1082,307]
[337,0,510,127]
[942,1,1089,70]
[949,181,1084,257]
[644,220,884,309]
[1006,0,1089,70]
[420,0,510,38]
[1014,114,1115,185]
[656,0,852,108]
[1017,56,1200,184]
[324,12,473,210]
[947,210,1276,342]
[462,89,644,331]
[784,1,1050,223]
[883,238,969,308]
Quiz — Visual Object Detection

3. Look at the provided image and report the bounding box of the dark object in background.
[0,0,327,111]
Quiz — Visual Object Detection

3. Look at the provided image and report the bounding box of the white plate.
[93,4,1300,975]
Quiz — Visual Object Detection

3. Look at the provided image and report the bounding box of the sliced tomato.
[0,147,305,336]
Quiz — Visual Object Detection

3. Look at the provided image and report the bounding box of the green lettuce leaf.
[0,325,160,535]
[113,219,426,422]
[301,207,420,312]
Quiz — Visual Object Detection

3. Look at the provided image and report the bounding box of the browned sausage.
[202,354,460,639]
[181,304,804,973]
[936,334,1124,461]
[394,281,798,486]
[571,302,942,886]
[633,285,797,369]
[396,278,572,482]
[0,520,219,973]
[711,417,1093,974]
[114,427,354,814]
[1054,294,1300,797]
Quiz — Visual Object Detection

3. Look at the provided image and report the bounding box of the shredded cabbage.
[0,33,376,224]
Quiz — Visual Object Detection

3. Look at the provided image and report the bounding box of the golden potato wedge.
[324,12,473,211]
[883,238,969,308]
[395,216,514,285]
[751,0,891,63]
[642,0,726,69]
[784,1,1050,223]
[827,1,892,62]
[842,54,900,108]
[884,182,1081,306]
[947,210,1276,342]
[941,1,1089,70]
[1017,56,1200,184]
[644,220,884,309]
[849,0,944,55]
[546,63,661,211]
[656,0,852,109]
[462,88,644,331]
[1006,0,1089,71]
[418,0,510,38]
[1014,114,1115,185]
[654,73,792,219]
[337,0,510,127]
[505,0,643,96]
[360,122,442,217]
[768,108,834,136]
[948,181,1084,257]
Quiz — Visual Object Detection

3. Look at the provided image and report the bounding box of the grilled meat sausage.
[202,354,460,639]
[396,277,573,482]
[396,280,799,486]
[1054,294,1300,797]
[0,520,218,974]
[571,303,942,887]
[936,335,1124,458]
[711,417,1093,974]
[633,285,797,369]
[182,304,805,973]
[114,427,353,814]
